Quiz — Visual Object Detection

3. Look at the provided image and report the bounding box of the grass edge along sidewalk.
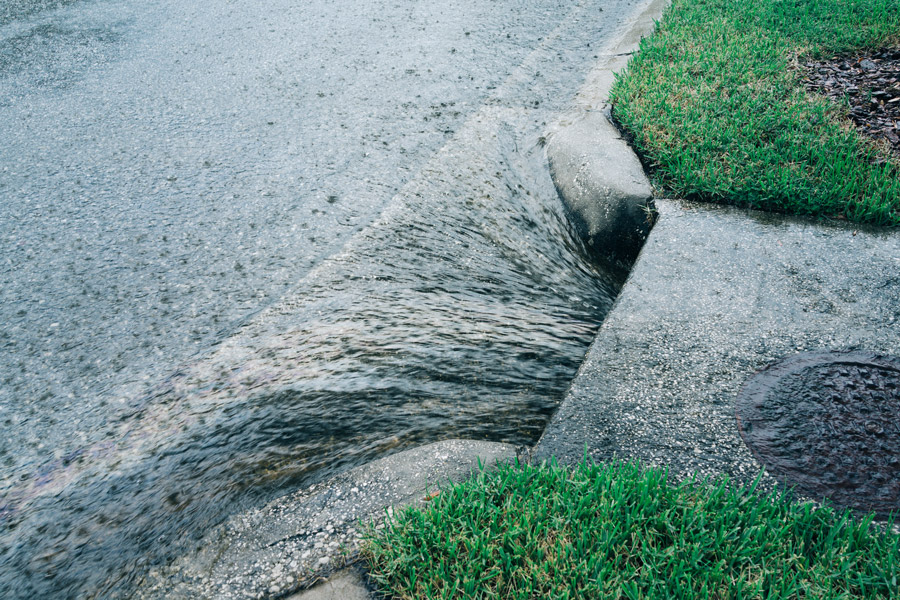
[362,459,900,600]
[609,0,900,226]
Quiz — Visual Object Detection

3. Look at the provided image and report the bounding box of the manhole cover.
[736,351,900,518]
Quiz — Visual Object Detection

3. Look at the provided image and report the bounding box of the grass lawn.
[609,0,900,226]
[362,460,899,599]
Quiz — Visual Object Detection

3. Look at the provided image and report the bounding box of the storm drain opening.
[735,351,900,519]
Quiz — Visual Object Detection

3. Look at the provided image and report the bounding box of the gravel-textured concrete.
[288,568,370,600]
[535,199,900,487]
[134,439,520,600]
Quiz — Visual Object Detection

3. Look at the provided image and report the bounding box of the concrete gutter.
[134,440,521,599]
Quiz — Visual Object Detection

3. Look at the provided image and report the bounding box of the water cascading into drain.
[0,110,623,599]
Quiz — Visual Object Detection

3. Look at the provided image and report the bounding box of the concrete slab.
[535,199,900,489]
[288,568,370,600]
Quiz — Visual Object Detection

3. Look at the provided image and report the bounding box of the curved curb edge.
[134,440,520,600]
[545,0,670,266]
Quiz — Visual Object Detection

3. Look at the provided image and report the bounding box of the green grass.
[609,0,900,226]
[362,460,899,599]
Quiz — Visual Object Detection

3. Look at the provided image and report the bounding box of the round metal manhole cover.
[736,351,900,518]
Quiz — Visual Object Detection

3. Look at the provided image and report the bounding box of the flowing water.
[0,0,641,597]
[1,107,623,599]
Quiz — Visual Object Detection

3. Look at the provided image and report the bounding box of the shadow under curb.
[546,109,656,268]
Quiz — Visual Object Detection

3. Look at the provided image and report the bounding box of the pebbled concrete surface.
[288,568,370,600]
[134,439,520,600]
[535,199,900,488]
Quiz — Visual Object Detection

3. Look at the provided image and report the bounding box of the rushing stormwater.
[0,0,643,597]
[1,104,623,599]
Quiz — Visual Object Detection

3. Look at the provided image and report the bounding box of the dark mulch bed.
[802,48,900,160]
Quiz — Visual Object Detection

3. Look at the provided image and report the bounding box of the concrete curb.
[546,110,654,266]
[544,0,669,266]
[134,440,520,600]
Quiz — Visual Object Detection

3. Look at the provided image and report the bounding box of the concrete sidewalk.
[535,199,900,487]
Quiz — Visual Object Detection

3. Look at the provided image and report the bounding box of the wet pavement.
[0,0,652,597]
[135,439,520,600]
[1,0,605,474]
[536,199,900,512]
